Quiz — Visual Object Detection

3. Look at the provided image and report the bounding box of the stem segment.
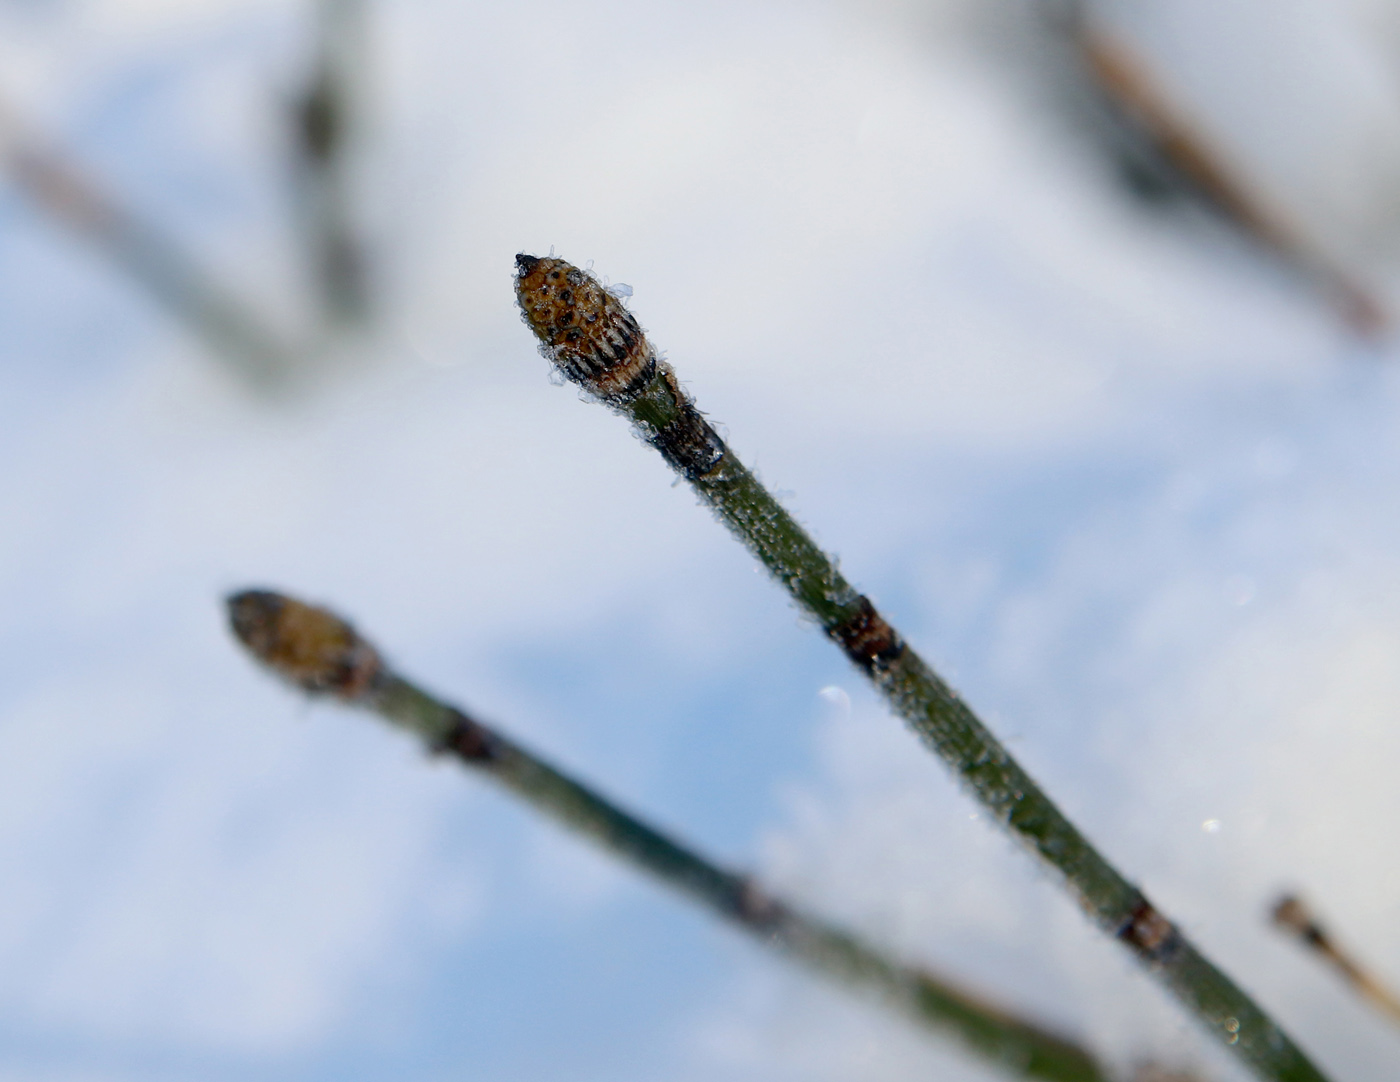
[228,589,1112,1082]
[513,254,1328,1082]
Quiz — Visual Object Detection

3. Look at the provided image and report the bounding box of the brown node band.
[829,597,905,673]
[1118,899,1180,963]
[434,711,499,763]
[735,877,787,932]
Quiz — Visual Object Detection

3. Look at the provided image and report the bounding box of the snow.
[1,1,1399,1080]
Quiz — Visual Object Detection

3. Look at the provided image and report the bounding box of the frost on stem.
[227,590,383,699]
[514,253,656,403]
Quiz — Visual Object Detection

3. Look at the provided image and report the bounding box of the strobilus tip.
[226,589,384,700]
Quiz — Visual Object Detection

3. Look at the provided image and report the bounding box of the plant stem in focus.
[512,253,1330,1082]
[227,588,1115,1082]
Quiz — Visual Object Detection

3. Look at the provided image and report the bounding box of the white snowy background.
[1,0,1399,1079]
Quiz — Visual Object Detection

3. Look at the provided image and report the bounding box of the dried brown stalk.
[1272,893,1400,1027]
[1069,16,1386,335]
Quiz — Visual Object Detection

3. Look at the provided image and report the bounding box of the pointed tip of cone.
[226,589,286,649]
[226,587,383,699]
[515,252,540,275]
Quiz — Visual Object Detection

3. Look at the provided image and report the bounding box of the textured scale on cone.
[514,254,656,401]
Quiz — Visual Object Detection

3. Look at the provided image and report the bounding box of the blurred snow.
[1,1,1400,1080]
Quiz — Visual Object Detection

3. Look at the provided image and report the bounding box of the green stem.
[369,673,1110,1082]
[226,587,1110,1080]
[513,255,1328,1082]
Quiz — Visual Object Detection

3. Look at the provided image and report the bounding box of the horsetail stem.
[0,111,296,385]
[227,588,1112,1082]
[512,253,1329,1082]
[1271,894,1400,1027]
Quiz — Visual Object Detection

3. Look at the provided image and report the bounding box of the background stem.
[227,589,1113,1082]
[374,672,1113,1082]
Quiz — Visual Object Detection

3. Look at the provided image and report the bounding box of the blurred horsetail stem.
[0,103,296,385]
[294,0,373,326]
[227,589,1112,1082]
[512,253,1329,1082]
